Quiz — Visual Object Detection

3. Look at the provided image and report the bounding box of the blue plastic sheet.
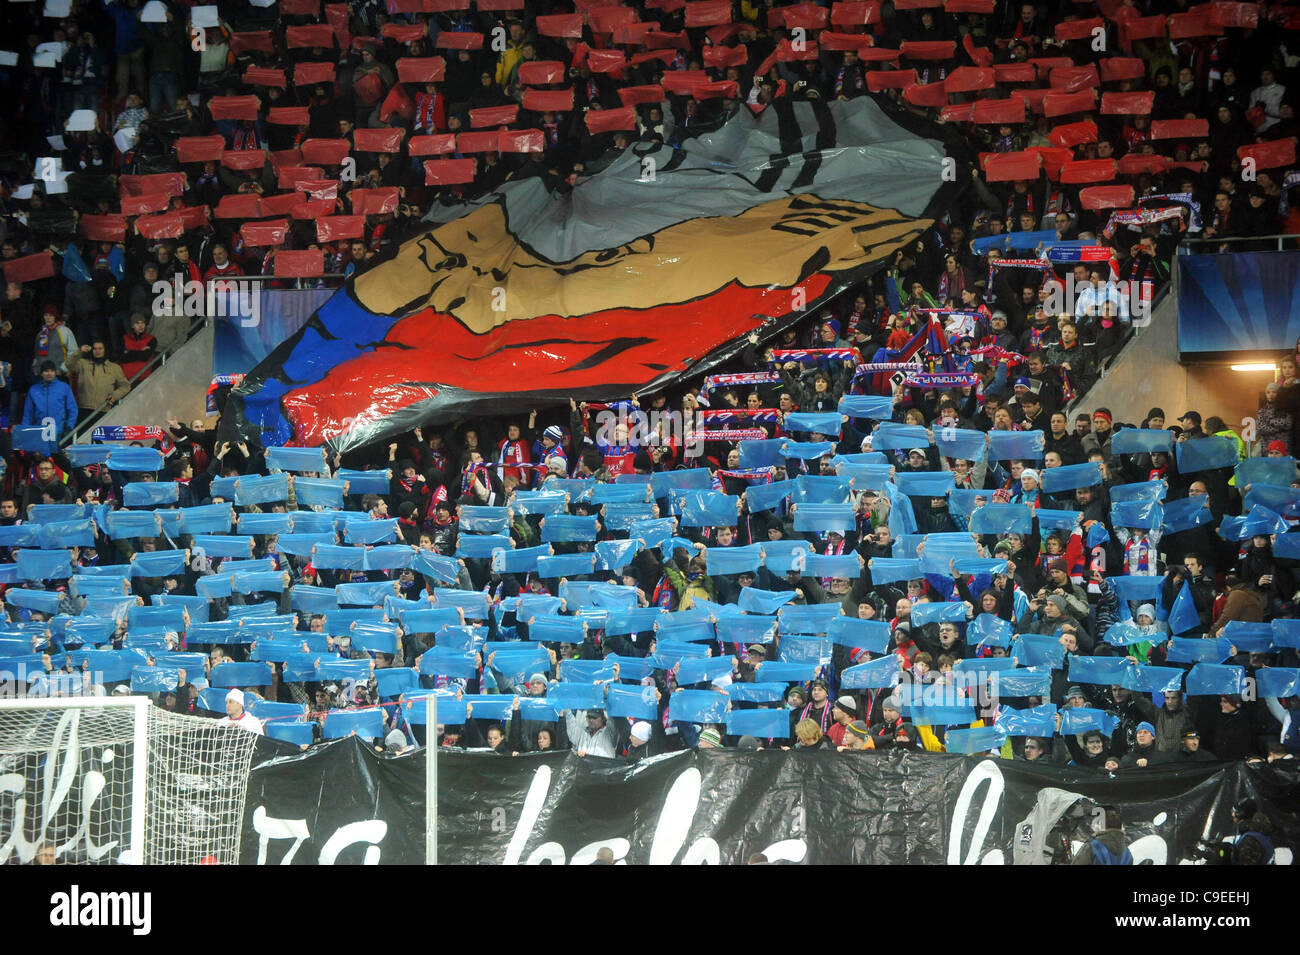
[208,661,275,687]
[1012,634,1067,669]
[604,684,660,720]
[784,411,843,435]
[655,616,716,643]
[601,503,657,531]
[803,554,861,579]
[1040,461,1102,493]
[0,525,40,547]
[834,462,894,489]
[323,709,384,741]
[1258,668,1300,699]
[362,545,414,571]
[970,503,1034,535]
[991,667,1052,697]
[287,511,340,534]
[601,607,664,636]
[706,544,764,576]
[968,613,1013,648]
[547,682,606,712]
[678,490,740,528]
[536,552,596,579]
[1103,621,1162,648]
[234,473,289,505]
[267,722,315,746]
[434,625,484,653]
[417,647,478,679]
[1059,706,1121,736]
[1111,428,1175,455]
[1122,665,1186,693]
[104,510,163,540]
[310,544,366,570]
[840,655,899,689]
[792,475,850,505]
[1236,456,1297,489]
[1274,619,1300,649]
[780,440,836,461]
[895,470,956,497]
[1109,480,1166,504]
[793,503,855,533]
[1184,663,1245,696]
[1176,435,1239,473]
[529,616,588,643]
[192,535,255,560]
[265,446,327,473]
[123,481,178,507]
[738,439,788,469]
[726,708,790,738]
[105,447,164,472]
[726,682,789,703]
[1067,656,1134,685]
[1161,496,1214,534]
[839,394,894,420]
[738,588,796,614]
[7,588,62,613]
[290,477,347,509]
[174,504,234,536]
[15,550,73,581]
[917,534,982,576]
[509,490,569,516]
[129,605,186,630]
[541,515,599,543]
[678,657,737,684]
[1241,483,1300,515]
[1110,499,1164,530]
[987,429,1044,461]
[341,517,397,545]
[1220,621,1274,652]
[745,479,795,512]
[909,601,968,626]
[1218,505,1289,540]
[778,604,843,635]
[869,557,923,584]
[1035,509,1081,532]
[872,422,932,450]
[824,617,888,654]
[650,469,711,499]
[488,545,545,576]
[934,427,988,463]
[130,666,180,693]
[403,692,468,725]
[944,726,1006,754]
[668,689,728,724]
[994,703,1057,736]
[756,660,819,683]
[714,615,777,645]
[130,550,187,577]
[336,468,390,495]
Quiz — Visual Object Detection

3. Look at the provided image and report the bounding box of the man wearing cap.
[1177,410,1205,439]
[1178,729,1216,762]
[839,720,873,751]
[1155,690,1194,753]
[1119,721,1169,768]
[697,727,723,749]
[827,695,857,747]
[624,721,658,762]
[565,708,619,759]
[1082,408,1114,464]
[217,689,264,735]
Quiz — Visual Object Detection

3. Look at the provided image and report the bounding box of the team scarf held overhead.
[207,374,245,415]
[92,426,166,442]
[768,348,862,365]
[1101,205,1189,240]
[696,408,782,425]
[689,428,770,442]
[699,372,782,404]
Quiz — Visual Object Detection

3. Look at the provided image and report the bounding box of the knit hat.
[1268,440,1288,454]
[1066,685,1086,699]
[1135,603,1156,622]
[1045,557,1066,575]
[225,688,245,707]
[543,425,564,443]
[846,720,871,739]
[698,728,723,748]
[384,729,407,752]
[630,721,653,743]
[1136,721,1156,737]
[1020,468,1040,485]
[834,695,857,714]
[528,673,548,686]
[1046,594,1066,613]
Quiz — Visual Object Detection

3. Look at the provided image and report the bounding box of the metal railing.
[1180,233,1300,252]
[61,274,347,446]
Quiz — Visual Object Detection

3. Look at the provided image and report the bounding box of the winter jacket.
[21,378,77,436]
[65,352,130,410]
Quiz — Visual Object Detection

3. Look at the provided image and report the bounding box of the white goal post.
[0,697,258,865]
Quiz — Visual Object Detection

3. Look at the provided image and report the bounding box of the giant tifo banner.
[212,288,333,377]
[240,739,1300,864]
[1178,251,1300,359]
[224,99,963,453]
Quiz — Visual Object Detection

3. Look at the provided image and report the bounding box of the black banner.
[240,739,1300,865]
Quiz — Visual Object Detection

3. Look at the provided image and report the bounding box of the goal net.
[0,698,258,865]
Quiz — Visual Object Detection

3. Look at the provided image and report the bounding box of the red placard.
[685,0,733,25]
[522,88,576,112]
[1150,118,1209,140]
[704,45,749,68]
[1239,138,1297,170]
[230,32,275,54]
[994,63,1036,83]
[894,0,941,7]
[775,39,819,61]
[819,32,875,51]
[269,149,304,169]
[662,70,710,94]
[382,23,427,43]
[134,213,184,240]
[693,80,740,100]
[353,128,404,152]
[279,168,326,191]
[1098,57,1145,82]
[1059,158,1116,183]
[470,105,519,128]
[407,134,458,156]
[1051,64,1099,92]
[619,85,665,106]
[1042,89,1096,117]
[779,3,831,29]
[644,29,693,49]
[613,22,656,45]
[243,67,287,88]
[940,103,973,122]
[436,32,484,50]
[962,33,993,67]
[222,149,268,172]
[267,107,312,126]
[214,195,264,219]
[316,216,365,242]
[241,219,289,247]
[477,0,525,9]
[587,49,627,73]
[536,13,583,37]
[208,96,261,121]
[1119,14,1166,40]
[296,179,338,200]
[588,6,637,33]
[1030,56,1072,77]
[423,159,477,185]
[1028,146,1071,179]
[1116,154,1171,175]
[301,139,352,165]
[79,214,127,242]
[831,1,881,23]
[286,24,338,48]
[518,61,565,85]
[1210,1,1258,28]
[426,0,471,8]
[1048,121,1097,147]
[272,250,325,278]
[291,199,336,219]
[1011,87,1050,114]
[281,0,321,14]
[350,187,400,215]
[946,0,993,11]
[866,69,913,90]
[944,66,994,93]
[175,135,226,163]
[1168,8,1223,38]
[173,205,208,232]
[1054,16,1104,40]
[983,150,1041,182]
[498,129,546,153]
[1079,185,1134,210]
[971,97,1026,125]
[121,173,186,198]
[396,57,447,84]
[629,50,674,68]
[259,193,302,217]
[1100,91,1153,115]
[900,40,954,59]
[121,193,170,216]
[294,62,337,87]
[903,81,948,108]
[456,131,500,153]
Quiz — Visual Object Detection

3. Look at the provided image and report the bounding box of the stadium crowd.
[0,0,1298,798]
